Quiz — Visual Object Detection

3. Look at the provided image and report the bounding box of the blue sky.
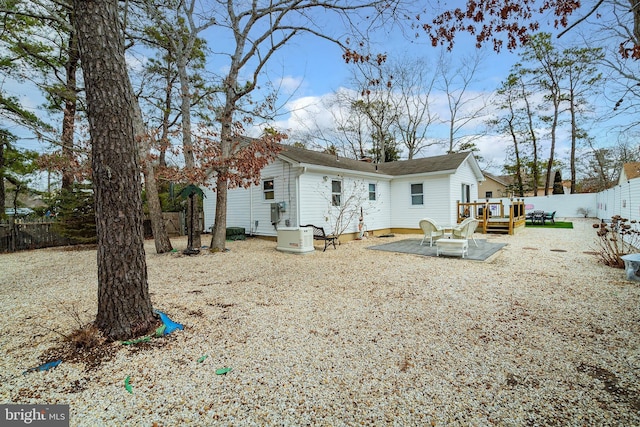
[4,3,636,186]
[255,22,635,175]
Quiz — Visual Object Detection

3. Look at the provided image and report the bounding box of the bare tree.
[387,56,440,159]
[436,49,490,154]
[489,73,528,196]
[326,89,372,159]
[140,0,218,250]
[308,54,441,161]
[198,0,415,251]
[575,0,640,133]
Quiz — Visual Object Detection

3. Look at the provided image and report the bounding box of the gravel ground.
[0,218,639,426]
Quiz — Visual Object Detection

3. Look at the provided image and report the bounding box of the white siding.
[203,153,487,235]
[202,158,301,237]
[298,171,391,234]
[449,159,480,223]
[390,175,451,228]
[364,179,391,232]
[202,186,216,232]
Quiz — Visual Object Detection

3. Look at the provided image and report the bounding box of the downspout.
[249,185,254,235]
[297,167,306,226]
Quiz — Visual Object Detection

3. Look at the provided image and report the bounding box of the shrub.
[51,183,97,244]
[593,215,640,268]
[577,207,591,218]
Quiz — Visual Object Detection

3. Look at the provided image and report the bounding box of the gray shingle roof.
[278,145,471,177]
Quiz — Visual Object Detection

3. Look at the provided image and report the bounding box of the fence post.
[9,216,16,252]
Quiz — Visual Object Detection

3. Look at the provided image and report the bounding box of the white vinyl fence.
[483,178,640,223]
[486,193,597,220]
[596,179,640,222]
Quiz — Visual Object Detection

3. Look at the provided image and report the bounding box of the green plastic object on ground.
[155,324,167,337]
[197,355,208,363]
[124,376,133,394]
[215,367,232,375]
[122,336,151,345]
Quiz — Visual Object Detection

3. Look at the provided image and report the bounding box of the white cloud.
[125,52,147,74]
[275,75,306,96]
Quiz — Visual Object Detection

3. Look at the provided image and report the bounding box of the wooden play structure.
[456,199,526,235]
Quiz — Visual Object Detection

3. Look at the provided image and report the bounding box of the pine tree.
[52,183,96,244]
[552,170,564,194]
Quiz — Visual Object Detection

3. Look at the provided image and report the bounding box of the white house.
[202,145,484,238]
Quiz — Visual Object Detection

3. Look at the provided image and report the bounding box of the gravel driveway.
[0,218,638,426]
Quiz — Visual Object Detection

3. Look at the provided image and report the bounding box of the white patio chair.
[452,219,479,247]
[419,218,444,246]
[454,217,474,231]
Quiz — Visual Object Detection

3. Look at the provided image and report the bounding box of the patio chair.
[451,219,479,247]
[454,217,474,230]
[419,218,444,247]
[532,210,545,224]
[544,211,556,224]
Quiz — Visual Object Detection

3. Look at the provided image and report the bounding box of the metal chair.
[532,210,545,224]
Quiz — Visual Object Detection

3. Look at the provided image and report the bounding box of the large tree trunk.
[210,175,228,252]
[144,162,173,253]
[61,10,79,191]
[177,54,201,249]
[0,139,5,214]
[544,106,558,196]
[74,0,155,340]
[132,96,173,254]
[569,91,577,194]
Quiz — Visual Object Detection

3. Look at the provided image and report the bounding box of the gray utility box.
[276,227,314,254]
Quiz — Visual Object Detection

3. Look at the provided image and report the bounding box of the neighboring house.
[478,172,510,199]
[3,180,47,213]
[485,172,572,197]
[618,162,640,185]
[202,145,484,239]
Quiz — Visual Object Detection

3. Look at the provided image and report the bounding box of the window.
[485,191,493,199]
[369,183,376,201]
[263,179,274,200]
[331,180,342,206]
[411,183,423,205]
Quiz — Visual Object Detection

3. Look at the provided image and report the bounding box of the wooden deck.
[457,199,526,235]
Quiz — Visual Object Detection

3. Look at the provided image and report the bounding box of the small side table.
[435,238,468,258]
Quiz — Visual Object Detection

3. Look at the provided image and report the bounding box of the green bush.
[51,183,97,244]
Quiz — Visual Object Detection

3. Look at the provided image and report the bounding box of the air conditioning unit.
[276,227,314,254]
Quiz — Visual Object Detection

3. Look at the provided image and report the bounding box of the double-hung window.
[331,180,342,206]
[368,183,376,201]
[263,179,274,200]
[411,183,424,205]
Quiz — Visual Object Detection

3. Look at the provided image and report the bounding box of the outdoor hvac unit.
[276,227,314,254]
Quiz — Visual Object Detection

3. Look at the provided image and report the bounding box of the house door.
[461,184,471,203]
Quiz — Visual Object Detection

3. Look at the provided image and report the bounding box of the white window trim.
[331,179,342,207]
[411,183,424,206]
[368,183,377,201]
[263,178,275,201]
